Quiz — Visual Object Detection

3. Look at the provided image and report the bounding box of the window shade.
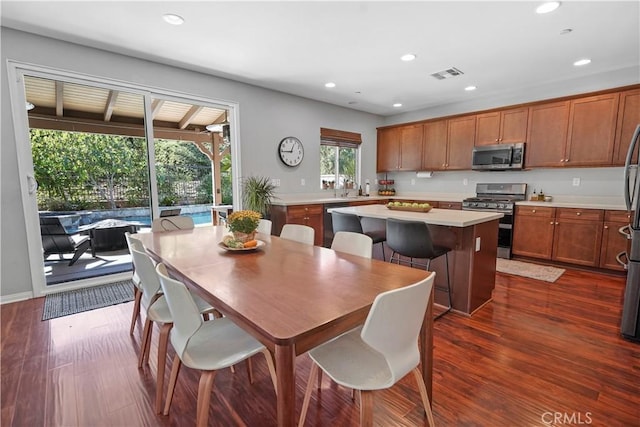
[320,128,362,148]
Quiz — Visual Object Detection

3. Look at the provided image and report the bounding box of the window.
[320,128,361,191]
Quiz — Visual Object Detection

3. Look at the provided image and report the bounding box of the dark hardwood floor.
[2,267,639,426]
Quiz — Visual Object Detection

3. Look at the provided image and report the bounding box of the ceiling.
[2,1,639,116]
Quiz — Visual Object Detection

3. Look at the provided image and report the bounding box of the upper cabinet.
[565,93,619,167]
[446,115,476,170]
[377,85,638,173]
[377,124,423,172]
[613,88,640,166]
[526,101,571,168]
[422,120,448,170]
[475,107,528,146]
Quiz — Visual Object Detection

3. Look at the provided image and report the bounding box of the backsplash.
[379,167,625,203]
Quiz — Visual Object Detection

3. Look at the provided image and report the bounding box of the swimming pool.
[122,211,212,226]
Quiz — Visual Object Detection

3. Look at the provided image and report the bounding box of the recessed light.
[536,1,560,14]
[26,101,35,110]
[163,13,184,25]
[573,58,591,66]
[400,54,416,62]
[393,103,402,108]
[325,82,336,88]
[465,86,477,91]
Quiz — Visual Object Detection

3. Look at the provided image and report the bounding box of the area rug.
[496,259,565,283]
[42,280,134,320]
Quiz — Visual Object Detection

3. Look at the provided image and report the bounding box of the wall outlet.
[475,237,481,252]
[271,178,281,187]
[463,178,468,186]
[411,178,416,185]
[300,178,305,186]
[572,177,581,186]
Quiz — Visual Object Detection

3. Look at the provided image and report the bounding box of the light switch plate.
[301,178,305,186]
[573,177,581,186]
[271,178,281,187]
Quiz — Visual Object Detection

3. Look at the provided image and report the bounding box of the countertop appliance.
[462,183,527,259]
[471,143,525,171]
[620,124,640,343]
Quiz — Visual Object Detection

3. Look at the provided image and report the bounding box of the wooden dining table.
[136,225,433,427]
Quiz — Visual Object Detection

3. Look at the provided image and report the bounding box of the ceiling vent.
[430,67,464,80]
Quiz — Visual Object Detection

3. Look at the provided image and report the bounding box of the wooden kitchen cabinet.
[439,201,462,210]
[445,115,476,170]
[526,101,571,168]
[270,204,323,246]
[565,93,619,167]
[475,107,528,146]
[512,206,555,259]
[613,88,640,166]
[376,124,423,172]
[422,120,448,170]
[552,208,604,267]
[600,210,633,271]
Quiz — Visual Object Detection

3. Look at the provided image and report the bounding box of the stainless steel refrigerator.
[621,124,640,342]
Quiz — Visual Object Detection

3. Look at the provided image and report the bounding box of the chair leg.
[163,355,182,415]
[155,323,172,414]
[434,253,452,320]
[298,363,319,427]
[138,318,152,368]
[246,358,254,384]
[261,348,278,395]
[412,367,436,427]
[317,369,323,389]
[359,390,374,427]
[196,371,217,427]
[129,287,142,335]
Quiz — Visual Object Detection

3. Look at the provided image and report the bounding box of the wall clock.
[278,136,304,167]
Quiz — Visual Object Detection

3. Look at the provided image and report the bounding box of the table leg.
[275,343,296,427]
[420,285,434,404]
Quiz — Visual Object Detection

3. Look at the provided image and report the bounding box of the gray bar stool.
[331,211,387,260]
[386,218,452,319]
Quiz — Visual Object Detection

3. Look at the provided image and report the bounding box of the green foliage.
[242,176,276,216]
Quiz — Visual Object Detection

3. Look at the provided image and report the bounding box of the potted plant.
[242,176,276,218]
[227,210,261,242]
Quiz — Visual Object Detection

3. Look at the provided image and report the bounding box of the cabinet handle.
[565,158,569,162]
[550,221,554,225]
[555,222,559,225]
[532,209,536,213]
[576,212,581,216]
[495,138,499,142]
[604,225,609,229]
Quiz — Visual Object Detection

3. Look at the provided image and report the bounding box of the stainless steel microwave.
[472,143,525,171]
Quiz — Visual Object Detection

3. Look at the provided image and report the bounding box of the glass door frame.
[7,60,242,297]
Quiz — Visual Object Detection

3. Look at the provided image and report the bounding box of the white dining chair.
[280,224,314,245]
[125,231,147,335]
[257,219,272,235]
[330,231,373,259]
[151,215,194,232]
[298,272,437,427]
[155,263,278,426]
[130,247,218,414]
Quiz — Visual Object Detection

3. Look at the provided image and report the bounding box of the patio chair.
[40,215,93,266]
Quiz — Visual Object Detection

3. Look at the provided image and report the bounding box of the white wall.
[0,28,383,298]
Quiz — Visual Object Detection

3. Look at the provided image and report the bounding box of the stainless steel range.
[462,183,527,259]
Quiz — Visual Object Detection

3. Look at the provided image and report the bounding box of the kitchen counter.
[271,192,470,206]
[328,204,503,227]
[517,199,627,211]
[331,204,501,316]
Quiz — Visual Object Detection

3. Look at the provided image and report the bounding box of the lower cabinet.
[513,206,614,268]
[271,204,324,246]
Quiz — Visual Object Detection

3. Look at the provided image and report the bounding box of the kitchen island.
[329,204,503,315]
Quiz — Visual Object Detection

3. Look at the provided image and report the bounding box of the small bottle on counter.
[538,189,545,201]
[365,179,370,196]
[531,189,538,201]
[358,185,363,196]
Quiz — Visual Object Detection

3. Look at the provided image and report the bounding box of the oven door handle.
[616,251,629,270]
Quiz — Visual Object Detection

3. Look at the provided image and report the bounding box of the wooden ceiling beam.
[151,99,164,119]
[28,114,212,143]
[103,90,119,122]
[178,105,203,129]
[55,81,64,117]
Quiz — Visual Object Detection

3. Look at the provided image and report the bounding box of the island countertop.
[328,204,503,227]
